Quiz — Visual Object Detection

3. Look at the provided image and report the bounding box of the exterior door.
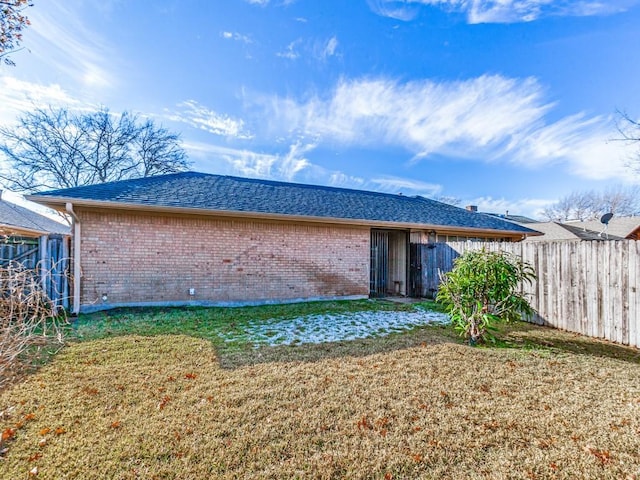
[370,230,389,297]
[409,243,441,299]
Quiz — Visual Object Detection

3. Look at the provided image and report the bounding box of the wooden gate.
[409,243,423,297]
[409,242,460,298]
[0,235,70,309]
[43,235,70,309]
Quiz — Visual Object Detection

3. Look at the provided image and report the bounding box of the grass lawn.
[1,300,639,479]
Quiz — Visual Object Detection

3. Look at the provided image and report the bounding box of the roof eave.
[0,223,51,237]
[26,195,539,238]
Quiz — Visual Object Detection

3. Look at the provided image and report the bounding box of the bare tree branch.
[0,106,191,192]
[615,109,640,174]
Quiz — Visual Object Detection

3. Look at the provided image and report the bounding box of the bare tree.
[616,110,640,173]
[0,0,33,66]
[135,119,189,177]
[542,185,640,222]
[0,106,190,192]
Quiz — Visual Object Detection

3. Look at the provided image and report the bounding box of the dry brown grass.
[0,327,639,479]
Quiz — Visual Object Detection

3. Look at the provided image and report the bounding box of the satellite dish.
[599,212,613,239]
[600,212,614,225]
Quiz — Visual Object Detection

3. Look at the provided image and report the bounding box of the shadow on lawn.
[494,321,640,365]
[218,321,640,369]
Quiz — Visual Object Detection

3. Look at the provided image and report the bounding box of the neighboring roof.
[565,217,640,240]
[483,212,538,224]
[0,197,70,236]
[27,172,539,236]
[521,222,616,242]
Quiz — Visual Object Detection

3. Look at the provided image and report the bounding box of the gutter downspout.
[39,234,49,296]
[65,203,81,315]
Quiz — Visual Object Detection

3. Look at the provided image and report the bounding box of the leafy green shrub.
[436,249,536,345]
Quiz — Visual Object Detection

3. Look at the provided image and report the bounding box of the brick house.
[28,172,538,313]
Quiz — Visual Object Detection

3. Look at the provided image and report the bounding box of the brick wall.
[77,209,370,309]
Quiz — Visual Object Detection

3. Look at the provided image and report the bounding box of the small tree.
[436,249,536,345]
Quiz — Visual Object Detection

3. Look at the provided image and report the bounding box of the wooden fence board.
[602,242,612,341]
[630,242,640,348]
[619,242,629,345]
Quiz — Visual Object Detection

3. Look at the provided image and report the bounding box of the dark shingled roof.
[0,198,70,235]
[31,172,537,235]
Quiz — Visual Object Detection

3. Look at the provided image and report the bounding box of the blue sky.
[1,0,639,218]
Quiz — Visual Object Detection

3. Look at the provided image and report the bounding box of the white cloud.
[257,74,632,181]
[220,31,253,44]
[508,112,632,179]
[182,141,313,181]
[279,36,339,62]
[366,0,422,20]
[368,0,638,23]
[276,39,301,60]
[165,100,253,139]
[0,77,92,125]
[466,0,635,23]
[321,36,339,59]
[26,0,116,89]
[277,142,313,180]
[262,75,550,155]
[327,172,366,189]
[369,176,442,196]
[245,0,298,6]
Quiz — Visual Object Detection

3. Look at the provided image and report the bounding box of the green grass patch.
[70,299,443,352]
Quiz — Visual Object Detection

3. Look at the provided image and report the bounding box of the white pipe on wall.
[65,203,81,314]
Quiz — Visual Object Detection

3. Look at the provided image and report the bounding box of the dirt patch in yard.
[1,332,639,479]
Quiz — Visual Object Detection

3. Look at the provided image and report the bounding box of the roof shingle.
[30,172,537,235]
[0,198,70,235]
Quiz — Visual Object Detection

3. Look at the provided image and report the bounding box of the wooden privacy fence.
[0,235,71,310]
[421,240,640,348]
[0,236,39,269]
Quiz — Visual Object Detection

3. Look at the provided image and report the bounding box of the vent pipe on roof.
[465,205,478,212]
